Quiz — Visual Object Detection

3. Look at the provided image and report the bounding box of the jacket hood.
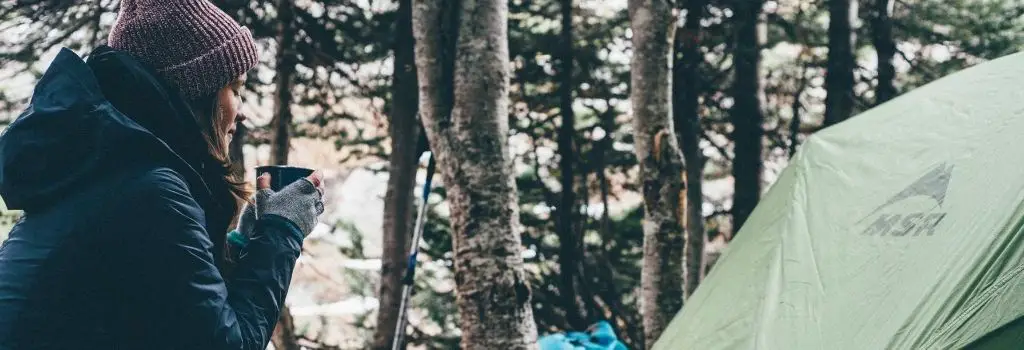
[0,47,224,213]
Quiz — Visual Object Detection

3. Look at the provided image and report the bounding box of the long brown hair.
[187,89,252,219]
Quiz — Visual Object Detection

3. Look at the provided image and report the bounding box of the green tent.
[654,51,1024,350]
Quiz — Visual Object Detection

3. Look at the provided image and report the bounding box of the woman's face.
[217,76,247,147]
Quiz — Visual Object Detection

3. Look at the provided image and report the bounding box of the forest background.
[1,0,1022,349]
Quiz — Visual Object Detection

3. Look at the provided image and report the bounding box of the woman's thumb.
[257,173,271,190]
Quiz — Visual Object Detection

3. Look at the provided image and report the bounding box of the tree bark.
[412,0,539,348]
[271,306,301,350]
[556,0,585,331]
[673,0,706,299]
[269,1,299,348]
[270,0,296,166]
[372,0,420,348]
[731,0,765,234]
[824,0,857,126]
[790,63,808,159]
[627,1,685,347]
[574,167,601,324]
[871,0,897,104]
[597,106,615,250]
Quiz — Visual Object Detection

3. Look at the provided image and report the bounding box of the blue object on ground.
[538,321,629,350]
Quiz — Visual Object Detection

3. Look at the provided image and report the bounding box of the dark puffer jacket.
[0,46,303,350]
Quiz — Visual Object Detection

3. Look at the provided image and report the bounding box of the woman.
[0,1,324,349]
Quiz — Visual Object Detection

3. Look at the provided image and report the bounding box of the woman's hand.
[227,201,258,251]
[254,171,325,238]
[236,202,256,234]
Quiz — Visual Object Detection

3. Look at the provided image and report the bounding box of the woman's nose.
[236,111,248,123]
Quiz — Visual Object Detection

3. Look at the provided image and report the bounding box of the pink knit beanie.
[107,0,259,100]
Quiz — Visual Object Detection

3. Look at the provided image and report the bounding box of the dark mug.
[255,165,314,191]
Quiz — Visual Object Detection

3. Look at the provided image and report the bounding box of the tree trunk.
[871,0,897,104]
[556,0,585,331]
[731,0,765,234]
[574,169,600,322]
[269,1,299,348]
[372,0,420,348]
[270,0,296,166]
[673,0,706,299]
[271,306,301,350]
[627,1,685,347]
[597,106,615,249]
[790,63,809,159]
[824,0,857,126]
[412,0,539,348]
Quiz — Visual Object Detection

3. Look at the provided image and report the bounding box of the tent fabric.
[654,51,1024,350]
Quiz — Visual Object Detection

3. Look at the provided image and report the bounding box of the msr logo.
[858,163,953,237]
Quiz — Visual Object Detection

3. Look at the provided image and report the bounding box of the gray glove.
[226,201,257,258]
[255,176,325,238]
[236,202,257,236]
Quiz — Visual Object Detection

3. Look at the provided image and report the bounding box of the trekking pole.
[391,152,436,350]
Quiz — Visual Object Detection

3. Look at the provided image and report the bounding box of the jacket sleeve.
[127,168,304,350]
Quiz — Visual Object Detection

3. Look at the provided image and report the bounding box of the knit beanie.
[107,0,259,100]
